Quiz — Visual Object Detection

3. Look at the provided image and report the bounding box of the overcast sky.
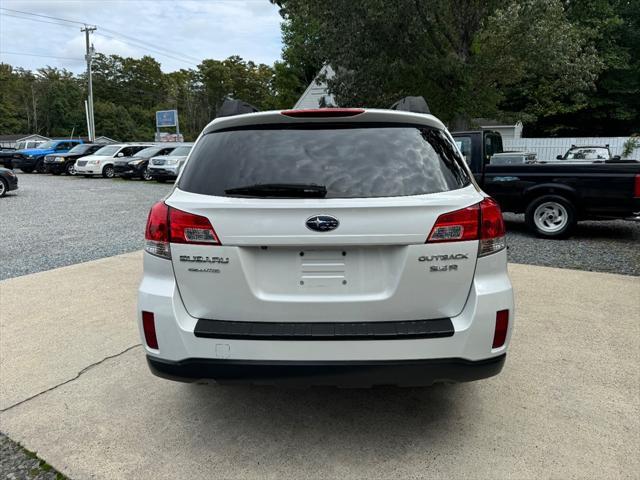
[0,0,284,73]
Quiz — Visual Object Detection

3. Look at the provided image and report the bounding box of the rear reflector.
[281,108,365,118]
[427,197,506,256]
[144,202,220,259]
[493,310,509,348]
[634,174,640,198]
[142,311,158,349]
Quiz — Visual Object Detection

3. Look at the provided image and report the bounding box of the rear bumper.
[147,354,506,386]
[139,247,514,383]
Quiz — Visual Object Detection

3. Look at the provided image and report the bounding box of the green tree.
[274,0,606,129]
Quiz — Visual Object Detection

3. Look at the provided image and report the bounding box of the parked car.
[451,130,640,238]
[139,101,513,386]
[0,167,18,197]
[147,144,193,182]
[114,145,176,180]
[44,143,104,175]
[556,145,617,161]
[12,139,84,173]
[75,144,154,178]
[0,147,17,169]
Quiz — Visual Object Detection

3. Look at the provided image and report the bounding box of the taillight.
[427,197,506,256]
[280,108,365,117]
[493,310,509,348]
[478,198,506,256]
[169,207,219,245]
[427,204,479,242]
[634,174,640,198]
[144,202,220,259]
[142,311,158,349]
[144,201,170,258]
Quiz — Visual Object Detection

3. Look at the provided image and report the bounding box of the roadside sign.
[156,110,178,128]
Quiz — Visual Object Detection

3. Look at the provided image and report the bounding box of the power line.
[0,12,81,28]
[95,32,198,67]
[1,7,201,67]
[100,27,202,64]
[0,7,92,26]
[0,50,82,61]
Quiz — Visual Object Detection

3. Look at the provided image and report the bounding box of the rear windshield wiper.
[224,183,327,198]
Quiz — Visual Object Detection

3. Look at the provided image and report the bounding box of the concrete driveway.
[1,253,638,479]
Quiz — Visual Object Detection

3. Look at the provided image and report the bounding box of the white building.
[293,65,337,109]
[0,134,50,149]
[472,118,524,141]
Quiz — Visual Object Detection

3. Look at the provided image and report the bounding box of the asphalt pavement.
[1,255,638,479]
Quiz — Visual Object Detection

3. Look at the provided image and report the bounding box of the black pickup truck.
[452,130,640,238]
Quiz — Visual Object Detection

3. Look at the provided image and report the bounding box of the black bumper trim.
[147,354,506,386]
[194,317,454,341]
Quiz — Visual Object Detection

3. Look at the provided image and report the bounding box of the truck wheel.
[35,159,46,173]
[102,165,115,178]
[0,178,7,197]
[525,195,576,239]
[66,162,76,175]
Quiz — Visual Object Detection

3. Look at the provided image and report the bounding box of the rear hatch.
[167,116,483,322]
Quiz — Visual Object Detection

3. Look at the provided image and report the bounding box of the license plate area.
[299,249,347,288]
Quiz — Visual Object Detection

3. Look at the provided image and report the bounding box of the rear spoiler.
[216,99,259,118]
[389,96,431,114]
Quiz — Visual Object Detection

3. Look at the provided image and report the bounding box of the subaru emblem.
[306,215,339,232]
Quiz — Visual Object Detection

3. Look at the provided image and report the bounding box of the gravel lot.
[0,433,64,480]
[504,213,640,276]
[1,174,638,280]
[0,173,172,280]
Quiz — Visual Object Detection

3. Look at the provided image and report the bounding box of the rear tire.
[525,195,576,239]
[142,168,153,181]
[102,165,115,178]
[66,162,76,175]
[0,178,7,197]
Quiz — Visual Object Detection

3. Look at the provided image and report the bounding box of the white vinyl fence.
[504,137,639,161]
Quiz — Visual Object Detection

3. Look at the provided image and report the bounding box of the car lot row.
[1,140,193,183]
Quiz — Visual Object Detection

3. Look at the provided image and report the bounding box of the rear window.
[179,124,470,198]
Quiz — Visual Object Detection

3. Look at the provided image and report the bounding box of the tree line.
[0,54,303,141]
[273,0,640,136]
[0,0,638,140]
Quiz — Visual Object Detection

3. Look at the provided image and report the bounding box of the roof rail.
[216,99,259,118]
[389,96,431,114]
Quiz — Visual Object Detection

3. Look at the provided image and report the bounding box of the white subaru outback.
[139,106,514,386]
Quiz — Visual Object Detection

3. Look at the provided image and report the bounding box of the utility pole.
[81,25,96,141]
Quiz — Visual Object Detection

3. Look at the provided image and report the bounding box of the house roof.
[0,134,50,142]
